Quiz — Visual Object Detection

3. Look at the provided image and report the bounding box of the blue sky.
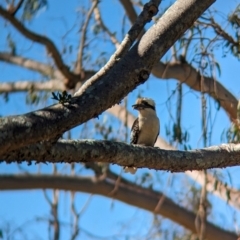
[0,0,240,239]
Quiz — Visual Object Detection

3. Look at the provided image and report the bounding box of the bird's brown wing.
[130,118,139,144]
[154,130,159,146]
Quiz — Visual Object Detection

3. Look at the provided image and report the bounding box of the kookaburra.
[124,97,160,174]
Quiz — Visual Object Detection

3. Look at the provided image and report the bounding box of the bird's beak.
[132,104,144,110]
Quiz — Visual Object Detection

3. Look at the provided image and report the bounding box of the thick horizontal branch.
[0,174,236,240]
[0,7,80,83]
[2,140,240,172]
[0,0,215,155]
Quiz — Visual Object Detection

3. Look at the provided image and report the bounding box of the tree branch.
[0,71,95,93]
[197,19,239,49]
[2,140,240,172]
[152,61,238,120]
[119,0,138,26]
[0,6,80,85]
[0,52,63,79]
[0,80,65,93]
[93,2,120,48]
[0,174,237,240]
[75,0,98,74]
[8,0,25,16]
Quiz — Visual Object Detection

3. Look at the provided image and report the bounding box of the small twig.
[108,170,123,196]
[181,29,194,58]
[210,18,237,47]
[43,189,52,206]
[8,0,25,16]
[154,194,165,213]
[75,0,98,74]
[70,193,92,240]
[93,2,120,48]
[197,19,238,48]
[119,0,138,26]
[195,170,207,240]
[154,174,172,213]
[52,189,60,240]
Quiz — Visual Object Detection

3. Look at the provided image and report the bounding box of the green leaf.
[215,99,221,111]
[215,61,221,76]
[51,92,58,100]
[226,189,231,202]
[22,0,47,21]
[51,91,72,105]
[214,179,218,191]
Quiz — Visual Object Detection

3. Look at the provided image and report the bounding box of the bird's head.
[132,97,156,112]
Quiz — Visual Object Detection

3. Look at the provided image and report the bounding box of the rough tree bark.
[2,140,240,172]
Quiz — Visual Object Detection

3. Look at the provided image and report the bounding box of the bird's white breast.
[137,114,160,146]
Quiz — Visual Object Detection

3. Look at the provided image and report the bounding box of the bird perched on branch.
[124,97,160,174]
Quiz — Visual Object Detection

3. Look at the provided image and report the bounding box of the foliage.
[22,0,47,20]
[51,91,72,105]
